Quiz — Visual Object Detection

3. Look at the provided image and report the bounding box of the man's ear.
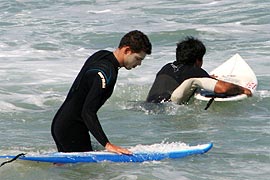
[123,46,132,55]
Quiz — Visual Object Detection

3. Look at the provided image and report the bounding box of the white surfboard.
[195,54,257,101]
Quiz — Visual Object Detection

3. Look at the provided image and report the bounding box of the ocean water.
[0,0,269,179]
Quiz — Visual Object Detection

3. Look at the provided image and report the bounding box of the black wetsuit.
[51,50,119,152]
[146,62,211,103]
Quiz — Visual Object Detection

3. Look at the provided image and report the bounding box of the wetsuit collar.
[110,52,121,69]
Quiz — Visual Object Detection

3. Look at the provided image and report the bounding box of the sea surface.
[0,0,269,179]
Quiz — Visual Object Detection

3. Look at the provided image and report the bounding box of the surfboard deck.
[0,143,213,164]
[195,53,257,101]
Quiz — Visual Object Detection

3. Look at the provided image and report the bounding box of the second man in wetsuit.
[146,36,251,104]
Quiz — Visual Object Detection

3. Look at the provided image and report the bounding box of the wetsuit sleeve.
[81,71,110,147]
[171,77,218,104]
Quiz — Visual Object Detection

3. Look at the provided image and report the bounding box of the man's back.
[146,63,210,103]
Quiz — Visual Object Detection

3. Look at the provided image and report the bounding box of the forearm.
[82,110,109,147]
[214,80,252,96]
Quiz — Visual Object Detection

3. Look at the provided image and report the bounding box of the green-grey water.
[0,0,269,179]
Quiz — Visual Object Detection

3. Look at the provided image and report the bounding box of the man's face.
[123,51,146,70]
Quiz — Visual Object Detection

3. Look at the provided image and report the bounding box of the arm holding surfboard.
[171,77,252,104]
[214,80,252,97]
[194,53,257,102]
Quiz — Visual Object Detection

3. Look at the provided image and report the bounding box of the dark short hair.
[175,36,206,65]
[118,30,152,55]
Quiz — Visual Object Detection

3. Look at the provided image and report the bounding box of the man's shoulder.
[158,62,174,73]
[86,51,118,82]
[85,50,115,67]
[188,66,210,77]
[87,50,112,62]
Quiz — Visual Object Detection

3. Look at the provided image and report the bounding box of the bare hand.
[105,142,132,155]
[243,88,252,97]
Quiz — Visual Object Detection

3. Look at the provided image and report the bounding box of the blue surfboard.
[0,143,213,164]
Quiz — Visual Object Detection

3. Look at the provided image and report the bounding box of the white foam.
[257,90,270,98]
[0,101,25,112]
[88,9,112,14]
[128,141,199,153]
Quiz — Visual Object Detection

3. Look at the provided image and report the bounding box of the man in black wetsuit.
[146,36,251,104]
[51,30,152,154]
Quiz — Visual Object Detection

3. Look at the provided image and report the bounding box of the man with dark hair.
[51,30,152,154]
[146,36,251,104]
